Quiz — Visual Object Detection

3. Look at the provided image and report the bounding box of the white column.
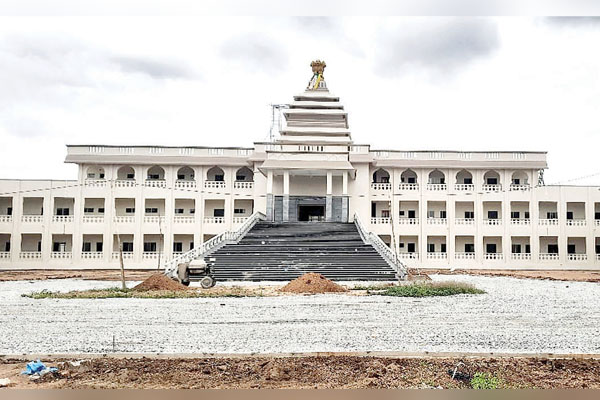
[342,171,348,195]
[326,171,333,195]
[283,171,290,195]
[266,170,273,194]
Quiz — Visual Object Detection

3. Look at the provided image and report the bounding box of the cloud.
[110,56,196,80]
[219,33,288,74]
[374,18,499,77]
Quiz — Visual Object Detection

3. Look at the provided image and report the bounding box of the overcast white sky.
[0,16,600,184]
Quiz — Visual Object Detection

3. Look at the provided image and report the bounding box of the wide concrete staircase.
[204,222,397,281]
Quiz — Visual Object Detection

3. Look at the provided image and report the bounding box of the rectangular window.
[84,207,94,214]
[407,177,416,184]
[487,210,498,219]
[143,242,157,252]
[380,176,390,183]
[4,242,10,252]
[486,243,497,253]
[190,209,195,214]
[512,244,522,254]
[98,208,105,214]
[513,178,520,185]
[511,211,520,219]
[96,242,103,252]
[177,174,185,180]
[465,243,475,253]
[486,178,498,185]
[145,208,158,214]
[439,210,447,219]
[122,242,134,252]
[595,212,600,220]
[56,208,70,216]
[427,210,435,218]
[440,243,447,253]
[547,211,558,219]
[173,242,183,252]
[82,242,91,252]
[126,173,134,179]
[214,209,225,217]
[464,177,473,185]
[567,244,576,254]
[381,210,390,218]
[125,207,135,214]
[525,244,531,253]
[548,244,558,254]
[407,243,416,253]
[524,211,530,219]
[99,173,105,179]
[399,210,405,216]
[7,207,12,216]
[399,242,404,248]
[190,242,194,250]
[148,174,160,180]
[408,210,416,218]
[53,242,66,252]
[234,209,246,214]
[464,211,474,219]
[566,211,574,220]
[175,208,184,214]
[214,174,224,182]
[236,175,246,181]
[87,173,95,179]
[427,243,435,253]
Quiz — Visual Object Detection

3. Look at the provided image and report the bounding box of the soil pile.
[133,273,188,292]
[280,272,347,294]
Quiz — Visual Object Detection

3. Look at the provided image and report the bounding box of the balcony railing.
[175,180,196,188]
[427,217,447,225]
[484,253,504,260]
[427,183,447,191]
[566,219,586,226]
[52,215,73,223]
[174,215,195,223]
[539,253,559,260]
[455,252,475,260]
[399,252,419,260]
[204,216,225,224]
[51,251,72,259]
[144,215,166,224]
[233,216,249,224]
[398,183,418,191]
[371,182,391,191]
[142,252,163,260]
[0,251,10,259]
[20,251,42,259]
[454,184,474,191]
[398,218,419,225]
[83,215,104,223]
[510,218,530,225]
[81,252,104,259]
[539,219,558,226]
[371,217,390,224]
[567,254,588,261]
[427,252,447,260]
[22,215,44,223]
[145,179,167,188]
[483,218,502,226]
[205,181,226,189]
[234,181,254,189]
[455,218,475,225]
[511,253,532,260]
[115,179,136,188]
[0,215,12,223]
[114,216,135,223]
[509,184,531,191]
[112,251,134,260]
[482,184,502,192]
[85,179,107,188]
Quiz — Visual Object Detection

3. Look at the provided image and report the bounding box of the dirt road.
[2,355,599,389]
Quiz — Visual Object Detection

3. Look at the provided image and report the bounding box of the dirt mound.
[133,273,188,292]
[280,272,347,294]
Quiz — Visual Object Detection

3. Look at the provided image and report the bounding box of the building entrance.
[298,205,325,222]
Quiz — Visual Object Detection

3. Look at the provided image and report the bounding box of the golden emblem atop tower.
[308,60,327,90]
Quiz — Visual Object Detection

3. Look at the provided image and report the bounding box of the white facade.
[1,65,600,270]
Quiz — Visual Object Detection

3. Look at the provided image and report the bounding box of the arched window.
[86,165,105,180]
[372,168,390,183]
[147,165,165,180]
[235,167,254,182]
[400,169,417,184]
[176,166,195,181]
[512,171,529,186]
[456,169,473,184]
[483,170,500,185]
[117,166,135,180]
[428,169,445,184]
[207,166,225,182]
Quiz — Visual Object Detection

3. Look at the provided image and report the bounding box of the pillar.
[266,170,274,221]
[326,171,333,222]
[283,171,290,222]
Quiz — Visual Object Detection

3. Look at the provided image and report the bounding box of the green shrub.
[372,281,485,297]
[22,287,261,299]
[470,372,500,389]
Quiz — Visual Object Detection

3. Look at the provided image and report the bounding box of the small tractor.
[175,257,217,289]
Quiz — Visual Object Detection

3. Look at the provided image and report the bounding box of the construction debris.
[280,272,347,294]
[0,378,10,387]
[133,273,188,292]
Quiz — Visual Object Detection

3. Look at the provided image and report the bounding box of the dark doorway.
[298,205,325,222]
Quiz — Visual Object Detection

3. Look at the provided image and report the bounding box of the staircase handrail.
[354,213,407,279]
[163,211,266,278]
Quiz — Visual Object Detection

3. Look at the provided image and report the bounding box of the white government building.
[1,61,599,272]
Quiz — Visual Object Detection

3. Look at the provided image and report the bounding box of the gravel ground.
[1,275,599,355]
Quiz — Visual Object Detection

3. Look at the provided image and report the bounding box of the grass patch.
[349,283,395,291]
[470,372,501,389]
[22,287,262,299]
[370,281,485,297]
